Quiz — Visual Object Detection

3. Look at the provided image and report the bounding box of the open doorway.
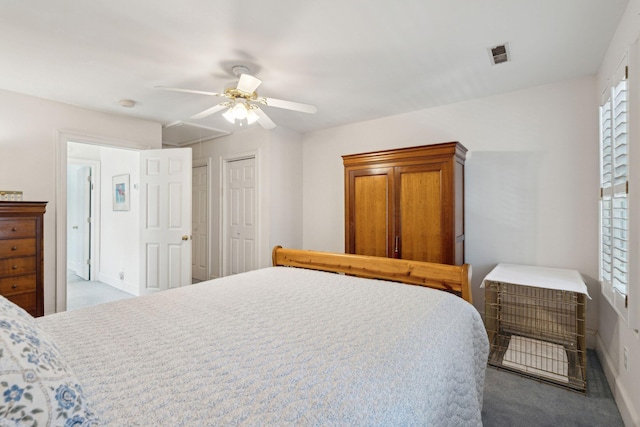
[57,136,193,312]
[66,144,135,310]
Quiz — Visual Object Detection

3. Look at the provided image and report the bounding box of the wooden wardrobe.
[343,142,466,265]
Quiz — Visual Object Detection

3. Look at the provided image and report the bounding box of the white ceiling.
[0,0,629,141]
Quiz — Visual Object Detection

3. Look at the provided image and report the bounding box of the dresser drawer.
[0,219,36,239]
[0,238,36,258]
[0,256,36,277]
[0,274,36,295]
[5,292,36,316]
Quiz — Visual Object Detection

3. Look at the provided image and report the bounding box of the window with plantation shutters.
[600,57,629,316]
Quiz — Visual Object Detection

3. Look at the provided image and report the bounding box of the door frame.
[220,151,259,277]
[55,130,151,312]
[193,157,212,281]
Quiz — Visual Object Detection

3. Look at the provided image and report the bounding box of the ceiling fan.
[157,65,317,129]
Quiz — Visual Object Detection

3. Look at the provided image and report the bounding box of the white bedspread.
[37,267,488,426]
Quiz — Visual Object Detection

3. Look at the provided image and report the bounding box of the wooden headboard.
[272,246,473,303]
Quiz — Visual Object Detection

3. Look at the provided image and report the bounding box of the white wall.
[302,75,599,337]
[268,127,303,251]
[98,147,140,295]
[595,0,640,425]
[188,126,303,278]
[0,89,161,314]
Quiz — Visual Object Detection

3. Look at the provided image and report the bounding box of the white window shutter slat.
[599,55,629,316]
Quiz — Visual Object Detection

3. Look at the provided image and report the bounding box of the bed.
[1,247,489,426]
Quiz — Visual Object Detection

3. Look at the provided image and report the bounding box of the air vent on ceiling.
[162,121,229,146]
[489,43,510,65]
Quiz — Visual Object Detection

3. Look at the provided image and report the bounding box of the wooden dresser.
[0,201,47,316]
[343,142,466,265]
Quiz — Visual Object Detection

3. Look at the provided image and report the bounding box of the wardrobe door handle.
[394,236,400,258]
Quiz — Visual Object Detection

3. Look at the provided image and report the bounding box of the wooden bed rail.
[272,246,473,304]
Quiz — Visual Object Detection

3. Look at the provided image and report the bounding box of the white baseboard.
[586,328,597,349]
[596,333,639,427]
[96,272,139,296]
[68,262,84,278]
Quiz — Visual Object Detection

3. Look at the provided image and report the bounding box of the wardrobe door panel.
[347,168,394,257]
[397,165,444,263]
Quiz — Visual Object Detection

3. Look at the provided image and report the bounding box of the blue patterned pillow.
[0,296,100,426]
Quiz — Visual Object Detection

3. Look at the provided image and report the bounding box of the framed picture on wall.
[112,174,130,211]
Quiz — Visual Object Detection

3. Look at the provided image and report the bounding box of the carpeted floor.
[67,272,205,311]
[67,272,135,311]
[482,350,623,426]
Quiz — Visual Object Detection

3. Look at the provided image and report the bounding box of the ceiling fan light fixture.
[222,106,236,123]
[232,102,248,120]
[223,101,259,126]
[246,108,259,125]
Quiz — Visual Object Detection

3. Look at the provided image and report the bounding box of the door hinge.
[600,187,603,198]
[625,65,629,80]
[626,181,629,194]
[87,175,92,182]
[86,259,91,265]
[87,217,92,223]
[625,294,628,308]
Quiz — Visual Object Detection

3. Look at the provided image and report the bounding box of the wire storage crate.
[484,277,587,393]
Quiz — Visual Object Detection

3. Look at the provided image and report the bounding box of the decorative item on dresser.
[343,142,467,265]
[0,201,47,316]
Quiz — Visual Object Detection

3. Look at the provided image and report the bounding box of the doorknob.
[182,235,190,241]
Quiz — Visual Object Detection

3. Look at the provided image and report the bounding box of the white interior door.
[225,157,257,275]
[67,164,92,280]
[140,148,192,292]
[81,167,92,280]
[192,165,208,281]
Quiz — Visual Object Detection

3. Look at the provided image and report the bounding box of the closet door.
[345,167,395,257]
[396,162,451,264]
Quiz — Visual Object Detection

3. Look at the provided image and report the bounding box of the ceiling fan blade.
[155,86,224,97]
[236,74,262,94]
[190,103,228,120]
[261,97,317,114]
[255,108,276,129]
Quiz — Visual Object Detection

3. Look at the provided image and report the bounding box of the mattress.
[37,267,489,426]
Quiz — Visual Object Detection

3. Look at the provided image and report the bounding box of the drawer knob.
[11,265,18,270]
[11,246,17,251]
[11,227,18,232]
[11,284,17,289]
